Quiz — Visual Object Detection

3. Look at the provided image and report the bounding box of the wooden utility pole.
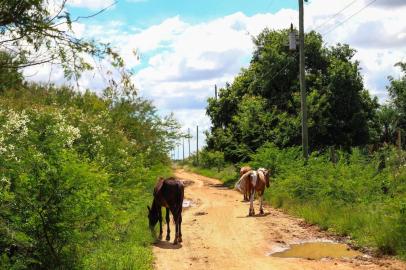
[299,0,309,159]
[215,84,218,100]
[196,125,199,165]
[188,128,191,158]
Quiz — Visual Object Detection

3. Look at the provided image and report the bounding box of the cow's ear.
[147,206,151,212]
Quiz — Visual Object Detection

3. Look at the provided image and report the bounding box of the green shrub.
[0,86,178,269]
[250,143,406,259]
[200,150,226,171]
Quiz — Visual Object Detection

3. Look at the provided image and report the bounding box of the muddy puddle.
[270,242,362,260]
[182,199,193,208]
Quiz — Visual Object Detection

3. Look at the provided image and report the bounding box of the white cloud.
[304,0,406,100]
[372,0,406,8]
[129,2,405,142]
[67,0,115,10]
[24,1,406,147]
[129,11,297,105]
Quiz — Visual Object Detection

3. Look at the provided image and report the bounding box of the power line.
[266,0,274,11]
[244,52,300,108]
[312,0,359,32]
[272,53,298,80]
[260,52,299,82]
[322,0,378,36]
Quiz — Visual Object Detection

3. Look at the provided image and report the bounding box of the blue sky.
[27,0,406,158]
[69,0,298,26]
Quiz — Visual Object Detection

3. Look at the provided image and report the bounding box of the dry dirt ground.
[152,169,406,270]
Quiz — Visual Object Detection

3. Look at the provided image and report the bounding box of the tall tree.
[206,29,378,162]
[0,51,23,92]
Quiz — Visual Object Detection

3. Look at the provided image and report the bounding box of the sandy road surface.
[153,169,405,270]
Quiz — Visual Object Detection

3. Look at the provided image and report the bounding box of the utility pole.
[299,0,309,159]
[182,137,185,161]
[188,128,191,158]
[196,125,199,165]
[215,84,218,100]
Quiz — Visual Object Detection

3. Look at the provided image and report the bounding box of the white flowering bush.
[0,109,29,138]
[0,107,112,269]
[0,85,179,269]
[55,121,81,147]
[0,109,29,163]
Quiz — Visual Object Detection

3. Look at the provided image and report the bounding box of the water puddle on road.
[182,199,193,208]
[270,242,362,260]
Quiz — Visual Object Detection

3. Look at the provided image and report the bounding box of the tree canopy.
[206,29,379,162]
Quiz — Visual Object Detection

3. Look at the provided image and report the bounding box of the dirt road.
[153,169,405,270]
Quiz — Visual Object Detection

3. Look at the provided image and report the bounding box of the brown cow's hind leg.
[165,208,170,241]
[172,209,179,245]
[178,215,183,243]
[173,221,178,245]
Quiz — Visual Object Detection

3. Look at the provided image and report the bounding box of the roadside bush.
[200,150,225,172]
[250,143,406,259]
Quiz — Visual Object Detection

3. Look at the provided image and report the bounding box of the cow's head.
[147,205,159,231]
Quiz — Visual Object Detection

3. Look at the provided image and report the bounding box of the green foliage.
[376,105,400,145]
[200,150,226,172]
[0,51,23,93]
[387,62,406,145]
[206,29,378,162]
[0,84,178,269]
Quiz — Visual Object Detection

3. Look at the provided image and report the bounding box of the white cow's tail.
[234,170,252,194]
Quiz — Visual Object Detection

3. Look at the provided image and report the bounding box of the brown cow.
[148,177,184,244]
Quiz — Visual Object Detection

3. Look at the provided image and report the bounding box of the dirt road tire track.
[152,169,405,270]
